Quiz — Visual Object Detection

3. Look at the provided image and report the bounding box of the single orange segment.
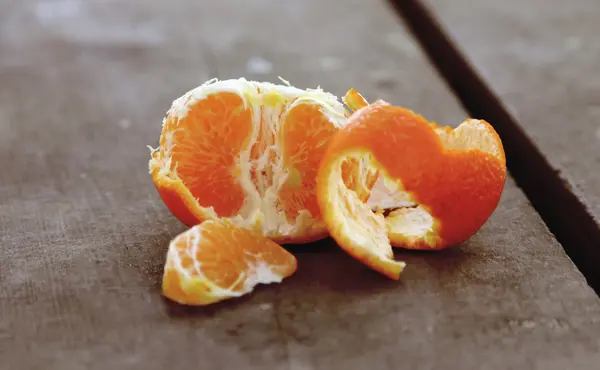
[162,219,297,306]
[317,99,506,279]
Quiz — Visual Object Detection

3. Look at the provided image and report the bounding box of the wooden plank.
[421,0,600,222]
[392,0,600,296]
[1,0,599,369]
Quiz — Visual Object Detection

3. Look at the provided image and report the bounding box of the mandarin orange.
[149,78,350,244]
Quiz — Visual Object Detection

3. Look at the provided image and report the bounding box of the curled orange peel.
[316,93,506,279]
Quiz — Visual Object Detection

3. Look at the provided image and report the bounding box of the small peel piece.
[343,88,369,112]
[162,219,297,306]
[317,97,506,279]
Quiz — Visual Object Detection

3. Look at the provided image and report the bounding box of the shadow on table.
[162,236,472,318]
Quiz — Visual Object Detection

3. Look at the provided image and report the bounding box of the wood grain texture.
[1,0,599,369]
[422,0,600,222]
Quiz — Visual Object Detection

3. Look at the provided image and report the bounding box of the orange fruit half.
[317,96,506,279]
[162,219,297,306]
[149,78,350,244]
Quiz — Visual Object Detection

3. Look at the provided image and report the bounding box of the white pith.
[435,119,504,158]
[150,78,349,240]
[327,151,437,251]
[368,174,440,246]
[326,152,390,257]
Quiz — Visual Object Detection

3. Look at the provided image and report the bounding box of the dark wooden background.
[1,0,599,369]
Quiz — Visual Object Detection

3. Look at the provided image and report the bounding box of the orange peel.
[317,97,506,279]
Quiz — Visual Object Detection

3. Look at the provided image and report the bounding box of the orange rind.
[149,78,351,244]
[162,219,297,306]
[317,98,506,279]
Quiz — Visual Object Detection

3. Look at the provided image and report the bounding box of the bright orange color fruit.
[149,78,351,244]
[162,219,297,306]
[317,97,506,279]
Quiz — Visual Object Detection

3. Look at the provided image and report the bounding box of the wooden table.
[1,0,599,369]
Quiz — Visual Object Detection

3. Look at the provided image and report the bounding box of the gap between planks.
[385,0,600,296]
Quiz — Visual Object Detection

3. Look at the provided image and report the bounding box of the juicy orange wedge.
[317,97,506,279]
[149,78,351,244]
[162,219,297,306]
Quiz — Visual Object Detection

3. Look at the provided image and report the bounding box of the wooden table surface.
[1,0,599,369]
[425,0,600,217]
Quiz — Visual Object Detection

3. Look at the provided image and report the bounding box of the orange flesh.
[173,222,295,290]
[278,101,340,221]
[163,220,297,305]
[160,93,253,217]
[151,80,350,243]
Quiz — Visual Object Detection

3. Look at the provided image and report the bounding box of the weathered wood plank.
[1,0,599,369]
[422,0,600,222]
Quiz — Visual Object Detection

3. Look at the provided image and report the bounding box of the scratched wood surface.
[1,0,600,369]
[423,0,600,221]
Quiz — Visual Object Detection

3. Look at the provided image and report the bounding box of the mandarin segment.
[317,100,506,279]
[278,99,340,222]
[161,92,254,218]
[162,219,297,306]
